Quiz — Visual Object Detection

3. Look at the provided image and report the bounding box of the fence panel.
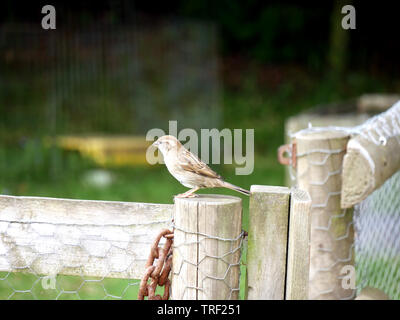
[0,195,173,299]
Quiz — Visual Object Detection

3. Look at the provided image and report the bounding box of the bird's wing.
[178,148,222,179]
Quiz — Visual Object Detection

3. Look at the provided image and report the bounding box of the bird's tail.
[222,181,250,196]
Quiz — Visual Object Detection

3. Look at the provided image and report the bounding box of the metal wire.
[293,141,355,300]
[290,100,400,300]
[355,101,400,146]
[354,170,400,299]
[0,214,172,300]
[171,221,245,300]
[0,208,246,300]
[0,19,222,300]
[291,101,400,146]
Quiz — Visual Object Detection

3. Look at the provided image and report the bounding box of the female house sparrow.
[152,135,250,198]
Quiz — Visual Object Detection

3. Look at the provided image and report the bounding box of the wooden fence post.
[171,194,242,300]
[284,113,369,187]
[246,185,291,300]
[296,129,355,300]
[286,188,312,300]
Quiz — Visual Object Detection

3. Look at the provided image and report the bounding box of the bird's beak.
[152,140,160,148]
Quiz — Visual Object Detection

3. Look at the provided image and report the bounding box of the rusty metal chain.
[138,228,174,300]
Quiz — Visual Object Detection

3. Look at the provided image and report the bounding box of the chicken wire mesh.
[0,196,173,300]
[0,195,246,300]
[171,223,245,300]
[349,100,400,299]
[0,21,221,138]
[171,195,245,300]
[287,101,400,300]
[292,129,355,300]
[354,168,400,299]
[0,18,225,301]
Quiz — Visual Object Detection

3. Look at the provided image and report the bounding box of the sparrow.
[152,135,250,198]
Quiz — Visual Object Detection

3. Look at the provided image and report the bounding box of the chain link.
[138,228,174,300]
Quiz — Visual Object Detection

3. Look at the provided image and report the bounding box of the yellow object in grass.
[52,135,153,167]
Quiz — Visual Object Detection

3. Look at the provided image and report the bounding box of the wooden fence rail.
[341,101,400,208]
[0,186,311,300]
[0,195,173,279]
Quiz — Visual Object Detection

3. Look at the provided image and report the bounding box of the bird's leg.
[185,187,200,198]
[175,187,200,198]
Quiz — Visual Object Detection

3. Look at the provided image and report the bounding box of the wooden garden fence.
[1,101,399,300]
[281,100,400,300]
[0,186,311,300]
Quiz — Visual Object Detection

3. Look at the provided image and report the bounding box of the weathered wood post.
[284,113,369,187]
[171,195,242,300]
[246,185,291,300]
[296,129,355,299]
[341,101,400,208]
[286,188,312,300]
[246,185,311,300]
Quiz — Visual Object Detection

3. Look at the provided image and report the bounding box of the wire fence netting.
[354,170,400,299]
[0,197,173,300]
[289,101,400,300]
[0,196,246,300]
[0,20,228,300]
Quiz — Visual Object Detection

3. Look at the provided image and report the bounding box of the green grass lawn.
[0,272,142,300]
[356,255,400,300]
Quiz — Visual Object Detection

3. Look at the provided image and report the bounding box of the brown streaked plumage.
[152,135,250,198]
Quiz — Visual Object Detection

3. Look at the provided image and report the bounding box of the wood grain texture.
[172,195,242,300]
[285,188,311,300]
[296,130,355,300]
[341,102,400,208]
[0,195,173,279]
[246,185,290,300]
[284,113,368,187]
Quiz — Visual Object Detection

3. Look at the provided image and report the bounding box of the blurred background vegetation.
[0,0,399,299]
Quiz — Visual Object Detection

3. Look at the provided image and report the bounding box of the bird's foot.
[174,187,200,198]
[186,193,199,198]
[175,193,199,198]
